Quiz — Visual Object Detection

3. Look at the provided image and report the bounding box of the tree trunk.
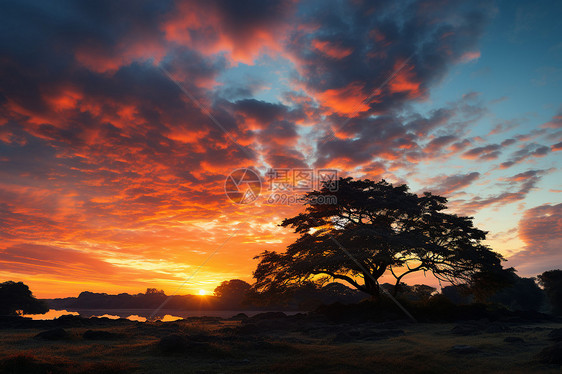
[392,281,401,297]
[365,277,381,301]
[369,288,381,302]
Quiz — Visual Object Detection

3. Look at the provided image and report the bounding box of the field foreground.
[0,312,561,374]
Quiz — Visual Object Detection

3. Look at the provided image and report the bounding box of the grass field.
[0,317,561,373]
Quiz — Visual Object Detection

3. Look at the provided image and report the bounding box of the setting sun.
[198,290,207,296]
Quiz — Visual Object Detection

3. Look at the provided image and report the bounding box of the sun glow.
[198,289,207,295]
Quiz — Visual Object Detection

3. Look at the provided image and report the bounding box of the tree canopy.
[538,269,562,315]
[468,268,544,311]
[0,281,48,315]
[253,178,505,299]
[213,279,251,306]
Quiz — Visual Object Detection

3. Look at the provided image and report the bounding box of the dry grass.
[0,320,560,373]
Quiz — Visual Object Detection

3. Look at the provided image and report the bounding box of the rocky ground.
[0,312,561,373]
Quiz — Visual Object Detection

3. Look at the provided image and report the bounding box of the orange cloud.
[75,37,166,73]
[163,1,294,65]
[312,40,354,59]
[315,82,371,116]
[389,63,421,98]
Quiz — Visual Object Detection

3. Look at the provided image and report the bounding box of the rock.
[451,324,479,336]
[157,334,213,354]
[235,323,260,335]
[451,321,508,336]
[248,312,286,321]
[188,333,221,343]
[504,336,525,343]
[332,331,359,343]
[361,329,405,341]
[333,329,405,343]
[255,318,293,331]
[535,342,562,365]
[229,313,249,321]
[82,330,119,340]
[448,345,480,354]
[548,328,562,342]
[158,334,189,353]
[54,314,84,327]
[0,316,35,329]
[485,322,510,333]
[0,354,59,373]
[34,327,68,340]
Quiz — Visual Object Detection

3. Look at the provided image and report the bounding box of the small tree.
[145,288,165,295]
[253,178,505,300]
[469,268,544,311]
[468,268,516,304]
[538,269,562,315]
[214,279,251,307]
[399,284,437,302]
[0,281,49,315]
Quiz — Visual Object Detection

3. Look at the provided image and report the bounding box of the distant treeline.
[46,289,222,311]
[45,282,367,311]
[42,269,562,316]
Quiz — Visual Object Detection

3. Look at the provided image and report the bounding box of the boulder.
[451,324,479,336]
[157,334,213,354]
[235,323,260,335]
[448,345,480,354]
[229,313,249,321]
[34,328,68,340]
[535,342,562,365]
[503,336,525,343]
[82,330,120,340]
[333,329,404,343]
[548,328,562,342]
[54,314,84,327]
[248,312,287,321]
[158,334,189,353]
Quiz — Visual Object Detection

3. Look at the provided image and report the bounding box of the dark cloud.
[288,0,493,116]
[423,135,458,154]
[500,143,551,169]
[462,144,501,160]
[426,172,480,197]
[457,169,553,213]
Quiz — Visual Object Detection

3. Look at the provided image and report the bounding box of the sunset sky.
[1,0,561,298]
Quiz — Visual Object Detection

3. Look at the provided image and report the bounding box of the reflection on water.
[125,315,147,322]
[23,309,79,320]
[23,309,277,322]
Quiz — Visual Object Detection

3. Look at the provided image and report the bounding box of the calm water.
[24,309,297,322]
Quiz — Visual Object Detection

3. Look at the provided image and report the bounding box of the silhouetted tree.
[467,268,544,311]
[145,288,165,295]
[399,284,437,302]
[247,281,365,310]
[381,282,437,302]
[538,269,562,315]
[491,275,544,311]
[441,285,472,305]
[214,279,251,307]
[0,281,48,315]
[253,178,505,299]
[468,268,516,303]
[319,282,364,302]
